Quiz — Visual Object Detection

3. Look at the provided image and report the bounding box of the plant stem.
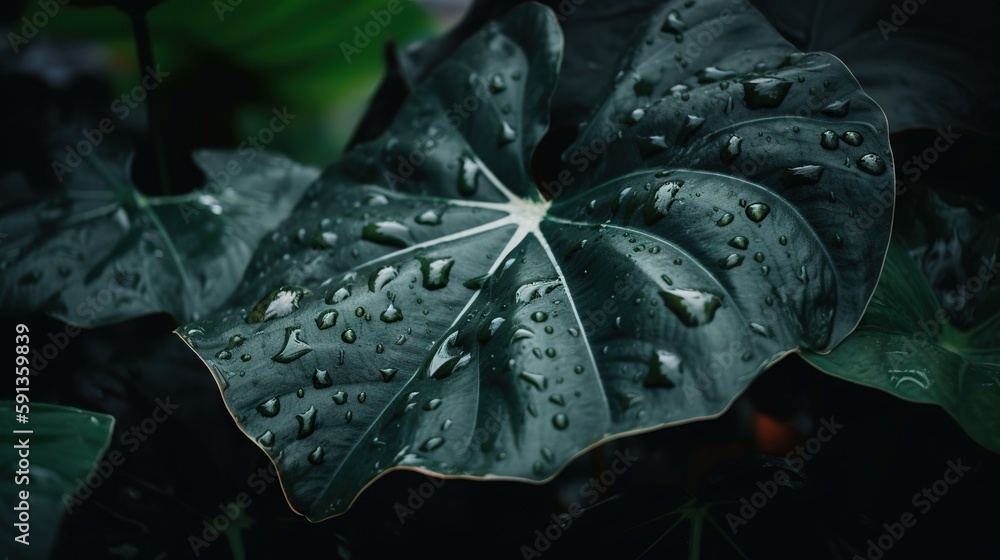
[130,7,171,195]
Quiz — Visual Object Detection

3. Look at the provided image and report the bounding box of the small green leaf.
[0,402,114,559]
[806,185,1000,452]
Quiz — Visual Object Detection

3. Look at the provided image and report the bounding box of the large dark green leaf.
[353,0,998,152]
[178,0,892,520]
[0,149,319,326]
[0,402,114,559]
[805,184,1000,452]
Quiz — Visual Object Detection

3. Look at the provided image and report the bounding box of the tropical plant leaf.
[0,401,114,559]
[0,148,319,326]
[178,0,892,521]
[353,0,999,154]
[805,184,1000,452]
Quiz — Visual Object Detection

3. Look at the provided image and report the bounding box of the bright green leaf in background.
[41,0,442,165]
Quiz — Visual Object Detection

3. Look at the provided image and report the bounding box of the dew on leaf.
[272,327,313,363]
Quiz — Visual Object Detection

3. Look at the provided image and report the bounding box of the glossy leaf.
[805,185,1000,452]
[0,402,114,559]
[0,149,319,326]
[179,0,892,520]
[353,0,998,150]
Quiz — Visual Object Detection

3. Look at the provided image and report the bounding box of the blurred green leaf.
[0,401,114,560]
[805,185,1000,453]
[40,0,442,164]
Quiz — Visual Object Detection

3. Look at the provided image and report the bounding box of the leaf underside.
[179,1,893,520]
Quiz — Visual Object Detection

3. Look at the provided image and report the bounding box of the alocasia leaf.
[178,0,892,520]
[0,402,114,559]
[0,149,319,326]
[805,184,1000,452]
[352,0,998,153]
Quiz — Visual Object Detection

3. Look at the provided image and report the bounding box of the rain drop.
[498,121,517,145]
[742,78,792,109]
[257,397,280,418]
[820,130,839,150]
[745,202,770,222]
[421,437,445,452]
[308,446,324,464]
[368,266,398,292]
[660,287,723,326]
[720,134,742,163]
[380,302,403,323]
[857,154,887,175]
[258,431,275,447]
[820,100,850,117]
[313,368,332,388]
[315,309,338,330]
[675,114,706,146]
[417,256,455,290]
[247,286,310,324]
[362,221,411,248]
[720,253,745,269]
[841,130,863,146]
[296,406,317,438]
[728,236,749,250]
[272,327,313,363]
[416,209,442,225]
[781,165,824,187]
